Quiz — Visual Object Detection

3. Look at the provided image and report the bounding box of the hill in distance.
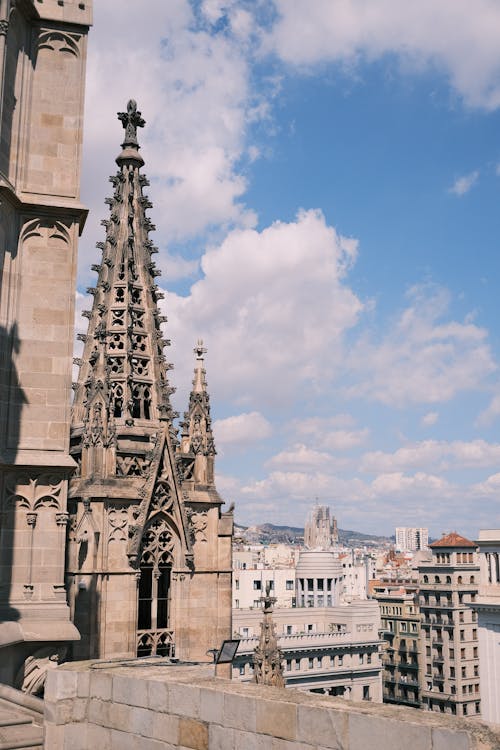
[235,522,392,548]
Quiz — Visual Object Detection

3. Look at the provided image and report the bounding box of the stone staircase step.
[0,713,31,728]
[0,722,43,750]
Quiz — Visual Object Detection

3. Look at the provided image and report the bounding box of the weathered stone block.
[113,674,147,707]
[90,671,112,701]
[432,727,469,750]
[128,706,155,736]
[178,717,209,750]
[296,704,348,748]
[88,698,110,726]
[62,722,88,750]
[271,740,315,750]
[50,669,78,700]
[148,679,170,712]
[224,691,257,732]
[87,724,112,750]
[107,701,133,732]
[151,711,179,743]
[200,686,224,724]
[77,670,90,698]
[234,728,275,750]
[169,683,200,719]
[256,698,297,741]
[43,722,65,748]
[348,713,432,750]
[208,724,235,750]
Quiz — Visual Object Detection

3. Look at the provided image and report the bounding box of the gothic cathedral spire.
[178,340,217,489]
[67,102,233,663]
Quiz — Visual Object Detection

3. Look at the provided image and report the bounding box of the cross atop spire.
[194,339,207,362]
[116,99,145,166]
[118,99,145,147]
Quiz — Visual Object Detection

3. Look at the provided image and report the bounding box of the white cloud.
[292,414,357,436]
[370,471,450,496]
[289,416,369,451]
[346,283,496,406]
[476,392,500,426]
[213,411,273,445]
[80,0,261,283]
[421,411,439,426]
[266,444,338,471]
[361,439,500,474]
[323,429,370,451]
[265,0,500,110]
[165,209,363,408]
[241,470,367,503]
[162,252,200,282]
[473,472,500,496]
[449,170,479,196]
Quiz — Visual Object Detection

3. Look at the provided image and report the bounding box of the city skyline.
[77,2,500,537]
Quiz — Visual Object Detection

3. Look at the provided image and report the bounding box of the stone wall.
[44,660,500,749]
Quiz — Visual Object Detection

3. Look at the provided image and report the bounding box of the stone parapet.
[44,659,500,749]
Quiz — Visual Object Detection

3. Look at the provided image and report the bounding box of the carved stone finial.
[117,99,145,148]
[253,581,285,688]
[194,339,207,361]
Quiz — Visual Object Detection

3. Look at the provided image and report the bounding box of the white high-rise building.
[396,527,429,552]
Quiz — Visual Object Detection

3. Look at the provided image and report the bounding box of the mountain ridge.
[235,522,392,547]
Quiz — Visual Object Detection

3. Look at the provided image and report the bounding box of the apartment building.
[396,527,429,552]
[418,532,480,717]
[373,584,422,708]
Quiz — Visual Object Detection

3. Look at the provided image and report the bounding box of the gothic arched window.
[132,383,152,420]
[111,383,123,418]
[137,516,175,657]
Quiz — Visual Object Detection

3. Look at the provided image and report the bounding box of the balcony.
[400,661,418,670]
[419,602,453,610]
[397,677,418,687]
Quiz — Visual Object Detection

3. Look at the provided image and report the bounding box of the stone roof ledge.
[44,659,500,750]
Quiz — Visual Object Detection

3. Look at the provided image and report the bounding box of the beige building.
[67,105,233,663]
[418,532,480,717]
[373,583,422,708]
[0,0,91,687]
[233,600,383,702]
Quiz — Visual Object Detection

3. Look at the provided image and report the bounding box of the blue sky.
[77,1,500,538]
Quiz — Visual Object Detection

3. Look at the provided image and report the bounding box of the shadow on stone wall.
[0,322,26,626]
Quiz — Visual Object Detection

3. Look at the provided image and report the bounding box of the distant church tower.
[67,101,233,662]
[0,1,91,687]
[304,505,338,550]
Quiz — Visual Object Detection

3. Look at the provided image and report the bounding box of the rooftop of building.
[429,532,476,549]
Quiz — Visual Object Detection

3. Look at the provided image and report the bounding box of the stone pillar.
[0,0,92,687]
